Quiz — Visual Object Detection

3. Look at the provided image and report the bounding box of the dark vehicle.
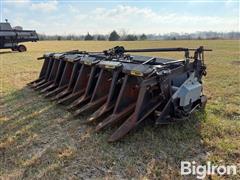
[0,20,38,52]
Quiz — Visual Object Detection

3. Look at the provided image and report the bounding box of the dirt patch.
[231,60,240,65]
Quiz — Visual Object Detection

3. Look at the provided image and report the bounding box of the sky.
[0,0,239,35]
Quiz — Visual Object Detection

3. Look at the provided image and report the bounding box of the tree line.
[38,30,240,41]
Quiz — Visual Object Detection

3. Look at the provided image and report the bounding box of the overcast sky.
[0,0,239,35]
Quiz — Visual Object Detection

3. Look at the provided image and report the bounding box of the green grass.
[0,40,239,179]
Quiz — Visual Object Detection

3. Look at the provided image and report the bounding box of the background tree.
[109,30,120,41]
[118,29,128,40]
[84,33,94,40]
[124,34,138,41]
[97,35,106,41]
[139,34,147,40]
[37,31,240,41]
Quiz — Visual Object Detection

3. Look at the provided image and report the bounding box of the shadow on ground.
[0,86,207,179]
[0,51,18,55]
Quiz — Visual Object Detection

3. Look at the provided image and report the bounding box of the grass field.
[0,40,239,179]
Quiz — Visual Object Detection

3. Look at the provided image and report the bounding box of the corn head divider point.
[28,46,211,142]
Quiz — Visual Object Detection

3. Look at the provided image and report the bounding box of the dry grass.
[0,40,239,179]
